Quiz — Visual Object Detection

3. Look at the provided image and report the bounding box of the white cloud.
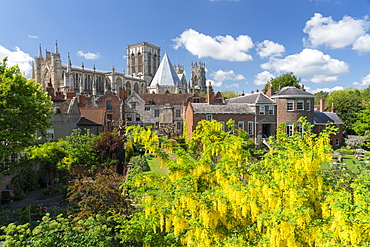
[0,45,33,76]
[353,74,370,88]
[261,48,349,83]
[173,29,254,62]
[256,40,285,58]
[254,71,275,85]
[306,85,344,94]
[208,79,222,87]
[28,35,39,39]
[77,50,100,60]
[225,83,240,88]
[353,34,370,53]
[211,70,245,81]
[303,13,369,49]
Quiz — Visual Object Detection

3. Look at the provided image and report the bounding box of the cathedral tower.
[190,62,206,93]
[126,42,160,87]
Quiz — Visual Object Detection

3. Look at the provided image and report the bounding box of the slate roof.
[271,86,315,98]
[149,53,182,87]
[314,112,344,125]
[139,93,194,105]
[79,108,105,125]
[53,100,72,114]
[191,103,254,114]
[227,92,275,105]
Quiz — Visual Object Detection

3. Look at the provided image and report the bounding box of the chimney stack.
[320,98,325,112]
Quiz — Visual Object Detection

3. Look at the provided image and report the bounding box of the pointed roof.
[271,86,314,98]
[314,112,344,125]
[227,92,276,105]
[149,53,182,87]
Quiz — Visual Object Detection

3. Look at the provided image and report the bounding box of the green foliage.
[27,141,68,173]
[67,169,134,218]
[221,90,239,99]
[127,155,150,180]
[0,58,54,161]
[353,102,370,136]
[338,149,355,155]
[314,90,329,105]
[63,129,97,170]
[0,214,120,246]
[9,165,38,200]
[326,88,362,134]
[263,72,301,92]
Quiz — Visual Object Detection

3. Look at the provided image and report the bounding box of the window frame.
[268,106,274,115]
[259,106,265,115]
[297,100,304,111]
[287,100,294,111]
[248,121,254,136]
[154,110,160,117]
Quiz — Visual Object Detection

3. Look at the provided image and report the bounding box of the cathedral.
[32,41,207,98]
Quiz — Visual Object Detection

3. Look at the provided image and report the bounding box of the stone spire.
[38,44,43,58]
[55,40,59,54]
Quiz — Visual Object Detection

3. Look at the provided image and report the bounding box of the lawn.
[147,157,167,174]
[321,154,369,173]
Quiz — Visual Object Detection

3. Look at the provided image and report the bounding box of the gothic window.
[148,53,152,74]
[126,81,131,96]
[131,53,136,74]
[138,53,143,73]
[131,102,137,109]
[126,114,132,122]
[153,54,157,70]
[134,83,139,93]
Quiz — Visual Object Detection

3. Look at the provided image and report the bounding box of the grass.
[147,157,167,174]
[321,154,369,173]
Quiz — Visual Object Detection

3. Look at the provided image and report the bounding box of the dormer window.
[131,102,137,109]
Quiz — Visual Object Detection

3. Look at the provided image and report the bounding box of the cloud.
[211,70,245,81]
[210,70,246,88]
[28,35,39,39]
[77,50,100,60]
[254,71,275,85]
[303,13,369,49]
[208,79,222,87]
[256,40,285,58]
[0,45,33,76]
[306,85,344,94]
[225,83,240,88]
[353,74,370,88]
[353,34,370,53]
[173,29,254,62]
[261,48,349,83]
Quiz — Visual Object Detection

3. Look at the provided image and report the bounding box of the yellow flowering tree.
[119,119,370,246]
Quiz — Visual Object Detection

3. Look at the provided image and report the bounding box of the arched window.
[131,53,136,74]
[148,53,152,74]
[134,82,139,93]
[138,52,143,73]
[126,81,131,96]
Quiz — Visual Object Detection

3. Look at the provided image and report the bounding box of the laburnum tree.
[0,58,53,161]
[119,119,370,246]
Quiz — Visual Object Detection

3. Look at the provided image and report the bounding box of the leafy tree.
[314,90,329,105]
[326,88,362,134]
[68,169,134,219]
[63,129,97,170]
[221,90,239,98]
[0,58,54,162]
[263,72,301,92]
[353,102,370,136]
[93,130,124,173]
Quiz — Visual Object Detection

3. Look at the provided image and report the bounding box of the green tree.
[263,72,301,92]
[0,58,54,161]
[353,102,370,136]
[326,88,362,134]
[314,90,329,105]
[221,90,239,98]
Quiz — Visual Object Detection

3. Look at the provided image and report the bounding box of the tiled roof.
[53,100,71,114]
[271,86,315,98]
[149,53,182,87]
[227,92,275,104]
[314,112,344,125]
[191,103,254,114]
[139,93,194,105]
[79,108,105,125]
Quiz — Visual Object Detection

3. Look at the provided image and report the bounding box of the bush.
[9,166,38,200]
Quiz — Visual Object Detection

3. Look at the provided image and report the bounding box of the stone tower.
[190,62,206,93]
[33,41,64,90]
[126,42,160,87]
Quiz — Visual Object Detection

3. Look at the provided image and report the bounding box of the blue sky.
[1,0,370,94]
